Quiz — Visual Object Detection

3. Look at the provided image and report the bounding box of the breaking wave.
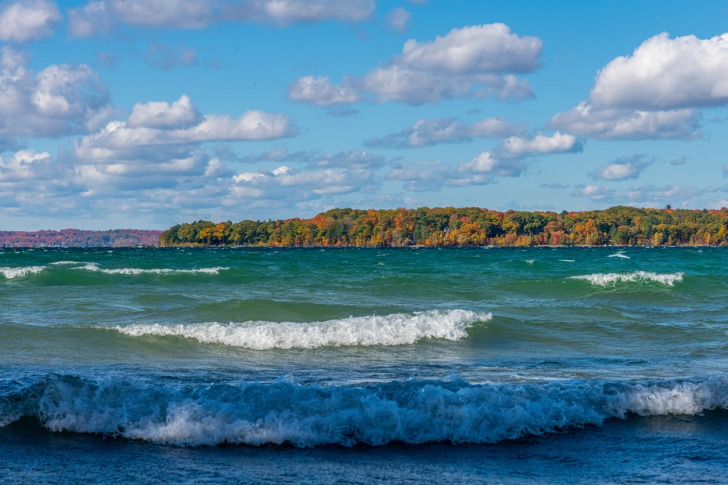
[570,271,683,286]
[608,252,630,259]
[0,266,45,279]
[78,263,229,275]
[1,375,726,447]
[112,310,491,349]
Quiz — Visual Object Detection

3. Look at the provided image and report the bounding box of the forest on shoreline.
[159,206,728,248]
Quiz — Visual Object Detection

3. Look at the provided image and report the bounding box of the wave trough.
[112,310,491,349]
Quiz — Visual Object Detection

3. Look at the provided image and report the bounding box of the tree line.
[159,206,728,247]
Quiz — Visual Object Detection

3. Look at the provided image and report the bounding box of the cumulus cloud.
[0,0,60,42]
[590,33,728,110]
[549,102,701,140]
[548,33,728,140]
[497,132,580,158]
[128,95,202,129]
[291,23,542,106]
[69,0,374,36]
[287,76,360,106]
[0,46,113,150]
[75,104,295,163]
[385,7,410,33]
[590,155,652,181]
[365,117,527,148]
[230,165,375,201]
[388,131,581,192]
[69,95,296,203]
[397,23,541,74]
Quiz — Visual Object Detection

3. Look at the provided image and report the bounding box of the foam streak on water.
[112,310,491,349]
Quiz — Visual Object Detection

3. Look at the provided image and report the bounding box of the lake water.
[1,247,727,483]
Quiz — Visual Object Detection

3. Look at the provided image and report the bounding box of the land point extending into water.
[159,205,728,248]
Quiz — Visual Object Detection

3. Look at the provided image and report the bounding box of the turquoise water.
[1,247,727,482]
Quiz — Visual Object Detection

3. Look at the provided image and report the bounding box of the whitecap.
[77,264,228,275]
[570,271,683,286]
[112,309,492,349]
[607,252,630,259]
[0,266,45,279]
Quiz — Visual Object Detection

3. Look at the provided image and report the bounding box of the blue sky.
[2,0,728,230]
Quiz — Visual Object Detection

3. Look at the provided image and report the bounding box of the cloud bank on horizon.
[1,0,728,229]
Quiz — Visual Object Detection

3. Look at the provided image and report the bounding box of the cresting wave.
[112,310,491,349]
[1,375,726,447]
[0,263,229,278]
[0,266,45,279]
[570,271,684,286]
[78,263,229,275]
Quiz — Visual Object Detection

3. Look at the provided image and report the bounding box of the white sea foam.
[78,263,228,275]
[113,310,491,349]
[0,266,45,279]
[50,261,81,266]
[570,271,683,286]
[608,252,630,259]
[3,375,727,447]
[560,259,575,263]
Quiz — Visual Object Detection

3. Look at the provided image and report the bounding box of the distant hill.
[0,229,162,248]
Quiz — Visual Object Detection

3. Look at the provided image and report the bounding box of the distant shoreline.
[160,206,728,248]
[0,229,162,248]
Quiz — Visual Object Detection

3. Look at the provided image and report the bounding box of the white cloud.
[572,184,616,201]
[590,155,651,181]
[0,46,113,149]
[548,32,728,140]
[292,23,541,106]
[230,164,375,201]
[76,102,295,160]
[287,76,360,106]
[128,95,202,129]
[0,149,53,182]
[69,0,374,36]
[398,23,541,75]
[549,102,701,140]
[69,95,296,204]
[385,7,410,33]
[365,117,526,148]
[0,0,60,42]
[498,132,580,158]
[590,33,728,110]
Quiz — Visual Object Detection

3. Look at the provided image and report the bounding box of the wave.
[0,266,45,279]
[111,310,491,349]
[78,263,229,275]
[2,375,726,447]
[608,252,630,259]
[570,271,683,286]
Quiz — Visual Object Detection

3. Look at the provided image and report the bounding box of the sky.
[2,0,728,230]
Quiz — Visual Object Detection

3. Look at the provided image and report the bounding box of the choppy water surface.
[1,247,727,483]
